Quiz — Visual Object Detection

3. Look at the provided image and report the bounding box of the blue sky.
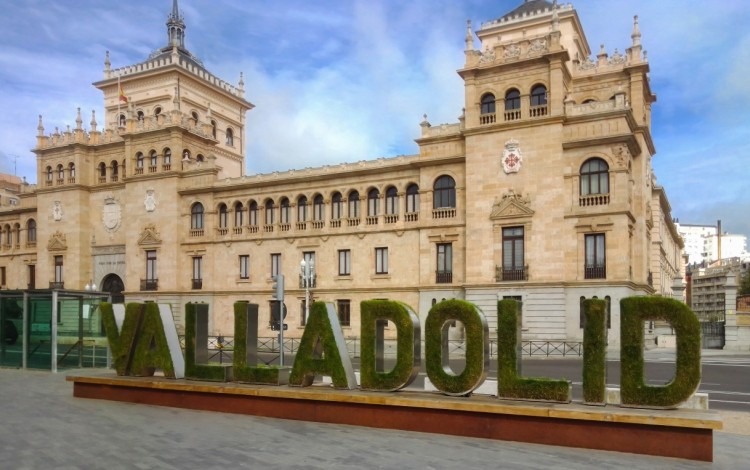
[0,0,748,242]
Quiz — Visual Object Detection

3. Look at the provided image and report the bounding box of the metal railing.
[177,336,582,359]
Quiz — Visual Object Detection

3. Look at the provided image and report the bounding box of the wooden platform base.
[67,374,721,462]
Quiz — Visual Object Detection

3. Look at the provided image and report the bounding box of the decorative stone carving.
[579,57,597,71]
[528,38,548,55]
[608,49,627,65]
[53,201,63,221]
[144,189,157,212]
[490,189,533,220]
[47,230,67,251]
[102,195,122,232]
[502,139,523,174]
[612,145,631,168]
[504,44,521,59]
[138,224,162,245]
[479,46,495,64]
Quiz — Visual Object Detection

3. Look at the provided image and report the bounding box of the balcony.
[217,227,228,236]
[584,265,606,279]
[189,229,204,237]
[384,214,398,224]
[495,265,528,282]
[49,281,64,289]
[149,165,158,173]
[312,220,324,229]
[330,219,341,228]
[504,109,521,121]
[192,279,203,290]
[140,279,158,291]
[405,212,419,222]
[232,227,243,235]
[436,271,453,284]
[529,104,548,118]
[366,216,379,226]
[479,113,496,125]
[432,208,456,219]
[579,194,610,207]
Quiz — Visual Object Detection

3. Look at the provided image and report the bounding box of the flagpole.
[117,75,121,128]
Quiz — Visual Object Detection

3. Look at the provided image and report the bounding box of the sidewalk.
[1,367,748,469]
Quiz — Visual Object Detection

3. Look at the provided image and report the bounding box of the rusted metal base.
[68,375,718,462]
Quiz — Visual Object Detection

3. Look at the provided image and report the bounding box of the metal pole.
[304,265,310,324]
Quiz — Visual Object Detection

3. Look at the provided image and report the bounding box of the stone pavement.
[0,368,747,469]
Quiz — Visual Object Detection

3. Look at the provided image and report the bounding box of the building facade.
[0,0,684,346]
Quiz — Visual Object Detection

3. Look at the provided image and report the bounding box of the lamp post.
[300,258,315,324]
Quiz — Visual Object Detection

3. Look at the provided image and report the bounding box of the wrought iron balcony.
[436,271,453,284]
[192,279,203,290]
[584,265,606,279]
[495,265,528,282]
[49,281,64,289]
[140,279,158,291]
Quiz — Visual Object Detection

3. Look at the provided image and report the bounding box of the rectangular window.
[0,266,5,286]
[28,265,35,289]
[338,249,351,276]
[192,257,202,289]
[239,255,249,279]
[271,253,281,277]
[584,234,606,279]
[146,250,157,280]
[375,247,388,274]
[54,256,64,283]
[502,227,525,280]
[337,299,351,327]
[436,243,452,283]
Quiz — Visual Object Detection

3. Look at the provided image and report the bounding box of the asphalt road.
[256,350,750,412]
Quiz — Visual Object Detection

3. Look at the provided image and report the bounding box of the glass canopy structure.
[0,289,110,372]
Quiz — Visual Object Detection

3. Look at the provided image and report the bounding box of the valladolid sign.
[100,296,701,409]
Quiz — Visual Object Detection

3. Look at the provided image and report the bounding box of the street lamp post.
[300,258,315,324]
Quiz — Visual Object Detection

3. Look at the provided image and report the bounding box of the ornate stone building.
[0,0,683,346]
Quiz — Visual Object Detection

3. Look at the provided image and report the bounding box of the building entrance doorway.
[102,274,125,304]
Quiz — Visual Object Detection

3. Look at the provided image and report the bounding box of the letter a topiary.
[620,296,701,408]
[582,299,607,405]
[289,301,357,389]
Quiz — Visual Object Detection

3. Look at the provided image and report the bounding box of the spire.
[75,107,83,130]
[631,15,642,47]
[464,20,474,52]
[37,115,44,137]
[90,110,98,132]
[167,0,186,49]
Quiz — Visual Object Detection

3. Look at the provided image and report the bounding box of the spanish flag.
[118,77,128,104]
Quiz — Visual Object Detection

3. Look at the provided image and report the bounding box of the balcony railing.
[405,212,419,222]
[504,109,521,121]
[189,229,204,237]
[149,165,158,173]
[312,220,324,229]
[366,216,378,225]
[348,218,360,227]
[217,227,228,236]
[248,225,259,233]
[480,113,496,125]
[579,194,610,206]
[140,279,158,291]
[529,104,548,118]
[584,265,606,279]
[384,214,398,224]
[162,164,171,171]
[495,265,528,281]
[436,271,453,284]
[432,208,456,219]
[49,281,64,289]
[192,279,203,290]
[330,219,341,228]
[232,227,243,235]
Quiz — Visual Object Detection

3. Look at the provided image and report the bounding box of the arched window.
[530,85,547,107]
[154,106,162,117]
[68,162,76,179]
[313,194,324,221]
[137,111,144,122]
[196,154,205,162]
[46,166,53,182]
[249,200,259,226]
[4,225,11,246]
[385,186,398,215]
[191,202,204,229]
[57,164,64,180]
[163,148,172,165]
[367,188,379,216]
[111,160,119,177]
[580,158,610,195]
[149,150,158,168]
[182,149,191,161]
[136,152,144,168]
[191,111,199,124]
[297,196,308,222]
[433,175,456,209]
[234,202,244,227]
[218,204,228,229]
[265,200,275,225]
[98,162,106,178]
[279,197,291,224]
[331,192,343,220]
[226,128,234,146]
[480,93,496,114]
[505,89,521,110]
[348,191,360,219]
[27,219,36,243]
[406,183,419,213]
[119,114,126,127]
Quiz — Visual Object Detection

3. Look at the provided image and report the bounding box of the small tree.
[739,269,750,296]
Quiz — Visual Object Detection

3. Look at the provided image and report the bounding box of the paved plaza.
[0,368,747,469]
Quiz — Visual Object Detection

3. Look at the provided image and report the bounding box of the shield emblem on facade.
[102,197,122,232]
